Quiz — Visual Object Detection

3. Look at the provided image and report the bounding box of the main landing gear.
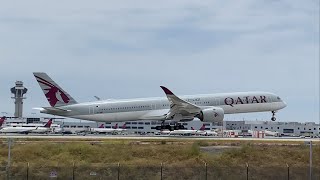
[271,111,276,121]
[155,121,185,131]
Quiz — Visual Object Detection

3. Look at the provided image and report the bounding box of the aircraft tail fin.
[113,123,118,129]
[33,72,77,107]
[121,124,126,129]
[44,119,53,128]
[0,116,5,127]
[199,124,206,131]
[98,124,105,128]
[191,127,195,130]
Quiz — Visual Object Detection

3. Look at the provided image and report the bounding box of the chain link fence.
[0,163,319,180]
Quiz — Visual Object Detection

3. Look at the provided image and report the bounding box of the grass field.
[0,139,319,167]
[0,139,319,179]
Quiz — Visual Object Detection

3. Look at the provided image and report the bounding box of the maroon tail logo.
[35,76,70,107]
[44,119,53,128]
[0,117,5,127]
[200,124,206,131]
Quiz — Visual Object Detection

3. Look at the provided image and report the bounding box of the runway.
[0,134,319,142]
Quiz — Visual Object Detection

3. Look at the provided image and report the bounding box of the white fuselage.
[169,129,197,135]
[41,92,286,123]
[0,127,51,133]
[0,123,55,133]
[195,130,218,136]
[90,128,126,134]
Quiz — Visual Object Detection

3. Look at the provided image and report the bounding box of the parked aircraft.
[0,119,53,134]
[191,124,218,136]
[90,123,126,134]
[33,72,286,130]
[162,124,212,136]
[113,124,127,133]
[0,117,5,128]
[169,125,203,136]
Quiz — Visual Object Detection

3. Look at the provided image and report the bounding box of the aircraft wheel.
[166,125,174,131]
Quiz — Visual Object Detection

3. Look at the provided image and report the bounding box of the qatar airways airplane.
[33,72,286,130]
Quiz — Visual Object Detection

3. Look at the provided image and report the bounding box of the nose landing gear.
[271,111,276,121]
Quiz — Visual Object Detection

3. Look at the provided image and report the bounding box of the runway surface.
[0,134,319,142]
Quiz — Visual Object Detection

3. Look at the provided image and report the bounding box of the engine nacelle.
[198,107,224,123]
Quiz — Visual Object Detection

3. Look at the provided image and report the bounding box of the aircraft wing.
[160,86,201,120]
[139,109,168,120]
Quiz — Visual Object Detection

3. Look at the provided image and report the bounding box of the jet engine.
[197,107,224,123]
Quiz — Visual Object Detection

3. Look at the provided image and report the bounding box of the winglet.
[160,86,174,95]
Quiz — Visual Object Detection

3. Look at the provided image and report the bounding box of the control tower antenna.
[11,81,27,118]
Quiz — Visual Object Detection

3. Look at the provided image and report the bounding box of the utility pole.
[7,138,13,180]
[309,141,312,180]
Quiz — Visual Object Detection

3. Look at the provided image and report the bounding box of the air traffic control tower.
[11,81,28,118]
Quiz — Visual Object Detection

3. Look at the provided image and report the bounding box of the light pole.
[309,140,312,180]
[7,138,13,180]
[305,140,313,180]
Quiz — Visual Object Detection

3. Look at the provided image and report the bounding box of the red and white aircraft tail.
[0,117,5,127]
[191,124,206,131]
[199,124,206,131]
[33,72,77,107]
[120,124,126,129]
[44,119,53,128]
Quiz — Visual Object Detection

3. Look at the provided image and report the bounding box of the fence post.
[7,138,12,180]
[205,163,208,180]
[160,163,163,180]
[286,163,289,180]
[72,162,75,180]
[246,163,249,180]
[309,141,312,180]
[26,162,29,180]
[117,162,120,180]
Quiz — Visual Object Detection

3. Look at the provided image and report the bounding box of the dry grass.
[0,139,319,168]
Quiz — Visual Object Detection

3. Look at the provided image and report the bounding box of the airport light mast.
[11,81,27,118]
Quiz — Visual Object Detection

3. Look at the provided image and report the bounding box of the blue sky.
[0,0,319,123]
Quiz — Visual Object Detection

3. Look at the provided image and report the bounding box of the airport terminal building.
[3,117,319,137]
[225,120,320,136]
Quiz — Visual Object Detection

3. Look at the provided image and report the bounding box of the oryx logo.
[35,75,70,107]
[214,113,219,117]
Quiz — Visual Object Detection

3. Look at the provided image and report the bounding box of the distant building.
[3,117,319,136]
[225,120,320,136]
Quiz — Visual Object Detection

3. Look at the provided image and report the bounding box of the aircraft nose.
[282,101,287,108]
